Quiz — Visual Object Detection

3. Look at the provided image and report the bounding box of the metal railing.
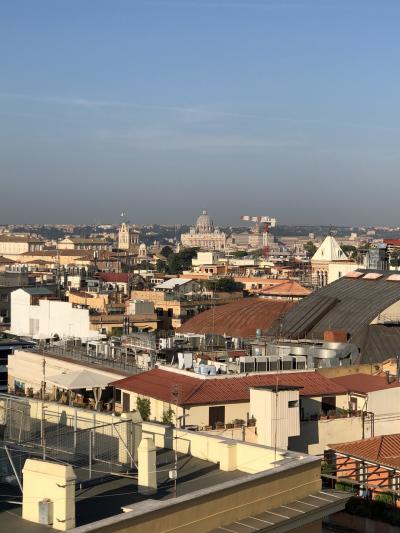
[29,343,144,374]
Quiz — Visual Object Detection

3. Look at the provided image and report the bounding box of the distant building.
[118,223,140,251]
[58,237,112,251]
[9,287,101,341]
[0,234,44,257]
[311,234,355,286]
[181,210,227,251]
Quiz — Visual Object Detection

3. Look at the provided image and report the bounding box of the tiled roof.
[256,281,311,297]
[98,272,130,283]
[330,373,400,394]
[0,256,15,264]
[111,368,348,406]
[20,250,93,257]
[0,234,43,243]
[177,298,295,338]
[330,434,400,469]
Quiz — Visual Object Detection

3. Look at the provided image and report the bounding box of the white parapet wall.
[142,421,286,474]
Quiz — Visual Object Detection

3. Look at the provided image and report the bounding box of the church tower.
[118,223,139,251]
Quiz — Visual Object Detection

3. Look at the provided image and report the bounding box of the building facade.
[181,210,227,251]
[118,223,140,251]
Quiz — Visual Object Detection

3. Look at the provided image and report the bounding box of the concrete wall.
[290,416,365,455]
[23,458,76,530]
[71,452,322,533]
[10,289,101,340]
[367,388,400,436]
[250,388,300,449]
[118,389,250,428]
[142,421,285,474]
[8,349,123,394]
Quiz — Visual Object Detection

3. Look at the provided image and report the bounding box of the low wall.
[71,454,322,533]
[290,416,364,455]
[142,421,285,474]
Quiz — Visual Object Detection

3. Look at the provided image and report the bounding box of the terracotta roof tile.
[255,281,311,297]
[330,434,400,469]
[330,373,400,394]
[111,368,348,406]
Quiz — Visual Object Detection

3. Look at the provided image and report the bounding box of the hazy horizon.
[1,1,400,226]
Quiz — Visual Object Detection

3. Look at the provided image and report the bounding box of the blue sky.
[1,0,400,225]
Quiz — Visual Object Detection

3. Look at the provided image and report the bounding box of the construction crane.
[240,215,277,259]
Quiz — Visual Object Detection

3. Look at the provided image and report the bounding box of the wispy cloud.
[0,93,254,120]
[95,127,303,151]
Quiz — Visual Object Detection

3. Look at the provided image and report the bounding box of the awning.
[46,369,111,390]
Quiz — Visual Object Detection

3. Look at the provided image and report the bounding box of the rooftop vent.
[387,274,400,282]
[363,273,383,280]
[345,271,363,279]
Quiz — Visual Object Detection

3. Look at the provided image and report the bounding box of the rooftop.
[0,449,246,531]
[329,434,400,470]
[111,368,348,406]
[330,373,400,394]
[154,277,193,290]
[178,298,295,338]
[271,269,400,340]
[255,280,311,297]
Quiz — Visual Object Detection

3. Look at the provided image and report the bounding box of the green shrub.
[336,480,356,493]
[136,396,151,421]
[375,491,395,506]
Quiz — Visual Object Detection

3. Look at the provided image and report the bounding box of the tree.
[205,277,244,293]
[304,241,317,257]
[164,247,198,275]
[160,245,174,259]
[232,250,248,258]
[161,406,175,426]
[156,259,167,273]
[341,245,357,259]
[136,397,151,421]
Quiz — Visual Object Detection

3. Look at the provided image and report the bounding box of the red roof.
[177,298,294,338]
[255,281,311,297]
[98,272,130,283]
[330,373,400,394]
[111,368,347,406]
[330,434,400,469]
[384,239,400,246]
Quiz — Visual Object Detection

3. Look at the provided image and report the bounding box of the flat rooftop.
[0,448,246,531]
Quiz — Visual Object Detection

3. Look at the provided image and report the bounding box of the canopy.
[47,369,111,391]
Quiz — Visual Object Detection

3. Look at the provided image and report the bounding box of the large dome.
[195,210,214,233]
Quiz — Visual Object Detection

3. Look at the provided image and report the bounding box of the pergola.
[47,369,111,409]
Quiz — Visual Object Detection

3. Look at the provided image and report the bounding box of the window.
[350,396,358,412]
[288,400,299,408]
[321,396,336,415]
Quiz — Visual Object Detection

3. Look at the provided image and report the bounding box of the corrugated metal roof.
[111,368,348,406]
[178,298,295,338]
[351,325,400,364]
[270,270,400,340]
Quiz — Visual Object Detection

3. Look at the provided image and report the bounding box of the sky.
[1,0,400,226]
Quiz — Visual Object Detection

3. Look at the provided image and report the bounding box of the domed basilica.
[181,210,227,251]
